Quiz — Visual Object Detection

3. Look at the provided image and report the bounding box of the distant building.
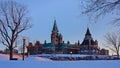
[27,41,43,55]
[4,48,18,54]
[27,19,109,55]
[100,49,109,55]
[51,20,63,45]
[80,28,99,55]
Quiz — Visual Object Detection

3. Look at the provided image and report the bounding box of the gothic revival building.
[80,28,99,55]
[42,19,66,54]
[27,20,109,55]
[27,41,43,55]
[51,20,63,45]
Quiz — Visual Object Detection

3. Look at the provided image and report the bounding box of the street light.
[22,36,26,61]
[70,51,72,60]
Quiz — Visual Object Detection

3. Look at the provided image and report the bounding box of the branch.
[1,3,13,31]
[0,0,31,50]
[1,39,9,48]
[0,19,11,42]
[82,0,120,23]
[105,45,116,53]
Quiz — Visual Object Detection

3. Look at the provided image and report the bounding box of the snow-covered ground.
[0,54,23,60]
[0,54,120,68]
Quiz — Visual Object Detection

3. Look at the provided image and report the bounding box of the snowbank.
[25,56,52,61]
[0,60,120,68]
[0,54,120,68]
[0,54,23,60]
[0,54,9,60]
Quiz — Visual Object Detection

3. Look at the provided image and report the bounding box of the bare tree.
[80,0,120,24]
[0,0,31,60]
[105,33,120,59]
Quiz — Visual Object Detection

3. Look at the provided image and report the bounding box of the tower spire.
[85,27,91,36]
[52,19,58,32]
[51,19,60,45]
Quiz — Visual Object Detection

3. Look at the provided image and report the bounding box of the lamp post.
[22,37,26,61]
[70,51,72,60]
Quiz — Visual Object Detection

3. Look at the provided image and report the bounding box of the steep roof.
[52,19,58,32]
[81,28,95,45]
[81,39,95,45]
[85,28,91,36]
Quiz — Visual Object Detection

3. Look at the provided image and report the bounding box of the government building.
[27,19,109,55]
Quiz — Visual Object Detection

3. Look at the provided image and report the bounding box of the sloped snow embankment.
[0,54,52,61]
[0,54,23,60]
[0,60,120,68]
[0,54,120,68]
[25,56,52,61]
[0,54,9,60]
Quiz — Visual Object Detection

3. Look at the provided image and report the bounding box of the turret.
[84,27,93,40]
[85,27,91,36]
[51,19,63,45]
[59,33,63,44]
[52,19,58,33]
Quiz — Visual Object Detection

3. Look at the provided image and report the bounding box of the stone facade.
[80,28,99,55]
[27,20,109,55]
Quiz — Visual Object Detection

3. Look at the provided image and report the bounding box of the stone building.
[51,19,63,45]
[26,20,109,55]
[80,28,99,55]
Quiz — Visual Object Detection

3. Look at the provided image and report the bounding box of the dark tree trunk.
[9,45,13,60]
[117,51,119,59]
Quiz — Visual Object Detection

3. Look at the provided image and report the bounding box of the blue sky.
[0,0,118,50]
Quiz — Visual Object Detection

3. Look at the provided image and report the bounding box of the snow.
[0,54,120,68]
[0,54,52,61]
[38,54,112,60]
[0,54,23,60]
[25,56,52,61]
[0,60,120,68]
[0,54,9,60]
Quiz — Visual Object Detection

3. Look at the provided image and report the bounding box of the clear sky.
[0,0,118,50]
